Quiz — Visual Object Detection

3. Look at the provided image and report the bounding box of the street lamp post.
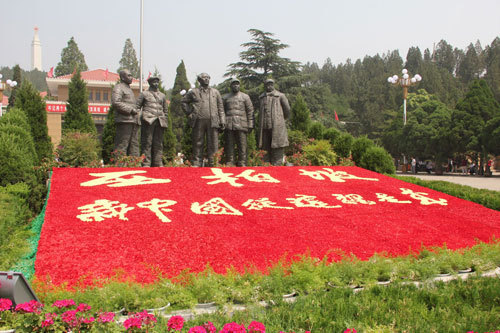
[387,69,422,125]
[0,74,18,116]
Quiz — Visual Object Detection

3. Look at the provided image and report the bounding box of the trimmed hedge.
[393,175,500,211]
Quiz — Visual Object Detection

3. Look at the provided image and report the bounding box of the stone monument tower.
[31,27,42,71]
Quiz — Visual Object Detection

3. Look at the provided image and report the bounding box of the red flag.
[47,67,54,78]
[105,68,109,80]
[147,72,152,80]
[334,110,339,121]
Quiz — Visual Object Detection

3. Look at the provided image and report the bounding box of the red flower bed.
[35,166,500,286]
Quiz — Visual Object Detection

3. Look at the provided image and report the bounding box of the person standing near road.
[411,157,417,174]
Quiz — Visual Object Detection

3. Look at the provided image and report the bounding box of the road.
[396,171,500,192]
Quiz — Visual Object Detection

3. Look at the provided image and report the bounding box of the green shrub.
[307,122,326,140]
[303,140,337,166]
[286,129,309,157]
[57,131,101,167]
[333,132,353,158]
[0,107,31,133]
[0,183,32,270]
[0,132,37,187]
[323,127,341,146]
[359,146,396,174]
[351,136,375,165]
[0,123,37,165]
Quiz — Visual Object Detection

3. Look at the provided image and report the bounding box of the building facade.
[46,69,144,145]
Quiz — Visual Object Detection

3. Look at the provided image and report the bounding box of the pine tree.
[290,93,311,133]
[224,29,301,88]
[170,61,191,152]
[163,109,177,162]
[101,104,116,164]
[117,38,140,78]
[8,65,21,107]
[14,80,53,163]
[54,37,88,77]
[63,69,96,134]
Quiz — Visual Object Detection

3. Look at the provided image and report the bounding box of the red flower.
[248,321,266,333]
[189,326,208,333]
[76,303,91,312]
[52,299,75,308]
[220,322,247,333]
[15,300,44,314]
[167,315,185,331]
[0,298,12,311]
[97,311,115,323]
[41,312,57,327]
[204,321,217,333]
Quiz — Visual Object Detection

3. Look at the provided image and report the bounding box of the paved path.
[396,171,500,192]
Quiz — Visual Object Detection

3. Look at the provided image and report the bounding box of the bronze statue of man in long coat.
[258,79,290,166]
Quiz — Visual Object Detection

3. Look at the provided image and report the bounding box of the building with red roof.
[46,69,145,145]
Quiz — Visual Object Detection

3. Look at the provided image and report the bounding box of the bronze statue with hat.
[222,78,254,166]
[136,76,169,167]
[258,79,291,166]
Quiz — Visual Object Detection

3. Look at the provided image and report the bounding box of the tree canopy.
[63,69,96,134]
[117,38,140,78]
[54,37,88,77]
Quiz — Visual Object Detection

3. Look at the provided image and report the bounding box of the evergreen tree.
[290,93,311,133]
[117,38,140,78]
[484,37,500,102]
[433,40,457,74]
[457,43,482,84]
[452,79,500,173]
[224,29,301,88]
[14,80,52,163]
[405,47,423,74]
[163,109,177,162]
[54,37,88,77]
[170,61,191,151]
[63,69,96,134]
[101,104,116,164]
[8,65,21,107]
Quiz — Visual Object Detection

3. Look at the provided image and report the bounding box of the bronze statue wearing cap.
[181,73,225,167]
[136,76,169,167]
[258,79,291,166]
[223,78,254,166]
[112,69,140,157]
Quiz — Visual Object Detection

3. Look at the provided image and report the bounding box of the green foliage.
[290,93,311,132]
[333,132,353,159]
[0,183,32,271]
[107,150,144,167]
[359,146,396,174]
[453,79,500,155]
[351,136,375,165]
[224,28,301,88]
[0,66,48,93]
[323,127,341,146]
[63,69,96,134]
[163,110,177,162]
[14,80,53,163]
[101,105,116,164]
[0,106,31,132]
[181,118,193,162]
[394,176,500,211]
[54,36,88,77]
[306,122,325,140]
[7,64,21,107]
[285,129,309,157]
[117,38,140,78]
[302,140,337,166]
[0,132,37,188]
[57,131,101,167]
[0,123,37,166]
[170,61,191,152]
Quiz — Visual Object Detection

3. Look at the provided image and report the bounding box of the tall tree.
[433,40,457,75]
[7,64,21,107]
[63,69,96,134]
[117,38,140,78]
[170,60,191,151]
[405,47,423,74]
[224,28,301,88]
[101,104,116,164]
[484,37,500,102]
[290,93,311,133]
[456,43,482,84]
[54,37,88,77]
[452,79,500,173]
[14,80,52,163]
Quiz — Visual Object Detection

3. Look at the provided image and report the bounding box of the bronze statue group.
[112,70,290,167]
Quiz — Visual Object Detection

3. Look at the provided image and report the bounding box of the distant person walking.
[411,157,416,174]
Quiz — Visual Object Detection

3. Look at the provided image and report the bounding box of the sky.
[1,0,499,88]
